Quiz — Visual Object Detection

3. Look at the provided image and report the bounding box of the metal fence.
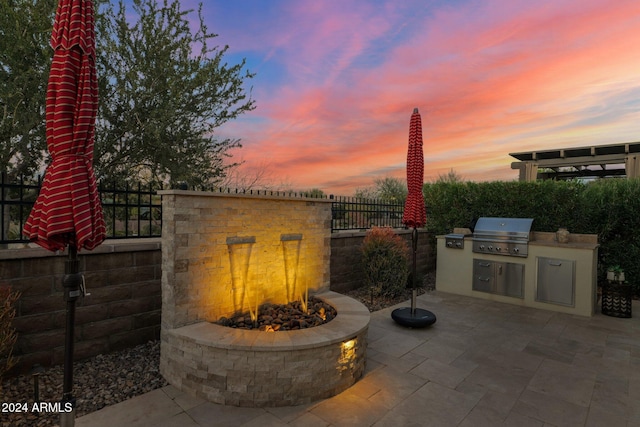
[0,175,41,244]
[331,196,406,232]
[0,174,162,245]
[99,181,162,240]
[1,174,409,244]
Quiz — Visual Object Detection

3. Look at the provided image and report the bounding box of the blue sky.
[124,0,640,193]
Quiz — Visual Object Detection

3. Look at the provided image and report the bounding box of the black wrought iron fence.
[1,173,411,244]
[99,181,162,240]
[331,196,406,232]
[0,174,41,244]
[194,191,407,232]
[0,174,162,245]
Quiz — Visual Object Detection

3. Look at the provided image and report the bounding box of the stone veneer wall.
[159,190,333,329]
[0,240,162,374]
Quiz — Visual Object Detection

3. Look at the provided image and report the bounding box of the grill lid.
[473,217,533,241]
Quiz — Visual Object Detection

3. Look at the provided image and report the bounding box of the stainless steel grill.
[471,217,533,257]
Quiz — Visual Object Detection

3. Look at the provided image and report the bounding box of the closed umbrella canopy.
[402,108,426,228]
[23,0,105,251]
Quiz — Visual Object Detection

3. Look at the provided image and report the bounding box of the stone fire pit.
[161,291,369,406]
[158,190,370,406]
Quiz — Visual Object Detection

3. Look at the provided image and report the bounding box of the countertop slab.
[439,230,599,250]
[529,231,599,250]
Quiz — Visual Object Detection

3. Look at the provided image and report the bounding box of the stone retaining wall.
[0,240,162,374]
[330,229,434,293]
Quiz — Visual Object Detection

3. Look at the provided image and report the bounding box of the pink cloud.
[214,0,640,194]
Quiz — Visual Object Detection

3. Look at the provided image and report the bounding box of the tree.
[0,0,55,243]
[353,185,377,200]
[302,188,325,198]
[0,0,55,179]
[355,176,407,200]
[218,159,294,192]
[435,168,464,183]
[376,176,408,200]
[94,0,255,187]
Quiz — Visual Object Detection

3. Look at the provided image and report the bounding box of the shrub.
[579,179,640,291]
[361,227,409,298]
[422,180,586,235]
[0,286,20,384]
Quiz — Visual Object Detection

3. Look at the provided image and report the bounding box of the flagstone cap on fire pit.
[169,291,369,351]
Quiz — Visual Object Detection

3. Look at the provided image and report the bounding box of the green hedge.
[423,179,640,294]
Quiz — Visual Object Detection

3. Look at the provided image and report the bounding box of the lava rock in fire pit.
[216,297,336,331]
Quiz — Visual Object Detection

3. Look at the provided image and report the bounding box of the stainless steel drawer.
[473,259,524,298]
[472,260,495,293]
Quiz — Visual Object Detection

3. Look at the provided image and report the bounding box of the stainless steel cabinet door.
[496,262,524,298]
[536,257,575,306]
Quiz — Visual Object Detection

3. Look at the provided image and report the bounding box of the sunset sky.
[177,0,640,195]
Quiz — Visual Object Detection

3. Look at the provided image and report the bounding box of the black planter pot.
[601,281,632,318]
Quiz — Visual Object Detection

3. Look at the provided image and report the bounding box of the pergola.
[510,141,640,181]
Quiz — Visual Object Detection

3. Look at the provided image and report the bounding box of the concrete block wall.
[0,240,162,374]
[159,190,333,329]
[330,229,434,293]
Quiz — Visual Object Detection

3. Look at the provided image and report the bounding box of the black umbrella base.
[391,307,437,328]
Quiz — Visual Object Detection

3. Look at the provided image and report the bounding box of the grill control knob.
[447,241,453,247]
[513,247,519,254]
[496,247,501,251]
[479,245,485,250]
[456,242,462,248]
[488,245,493,251]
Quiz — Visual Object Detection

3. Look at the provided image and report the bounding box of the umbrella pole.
[410,227,418,315]
[391,226,435,327]
[61,245,81,427]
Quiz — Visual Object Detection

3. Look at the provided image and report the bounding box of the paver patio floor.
[77,291,640,427]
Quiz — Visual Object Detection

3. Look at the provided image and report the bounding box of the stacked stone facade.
[159,191,369,406]
[161,292,369,407]
[159,190,333,329]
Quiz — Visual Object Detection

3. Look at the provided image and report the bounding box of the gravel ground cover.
[1,272,435,426]
[344,271,435,312]
[1,341,167,427]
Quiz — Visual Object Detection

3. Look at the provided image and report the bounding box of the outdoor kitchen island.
[436,225,599,316]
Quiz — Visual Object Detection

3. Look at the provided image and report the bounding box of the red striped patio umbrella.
[392,108,436,327]
[22,1,104,423]
[402,108,427,229]
[23,0,105,252]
